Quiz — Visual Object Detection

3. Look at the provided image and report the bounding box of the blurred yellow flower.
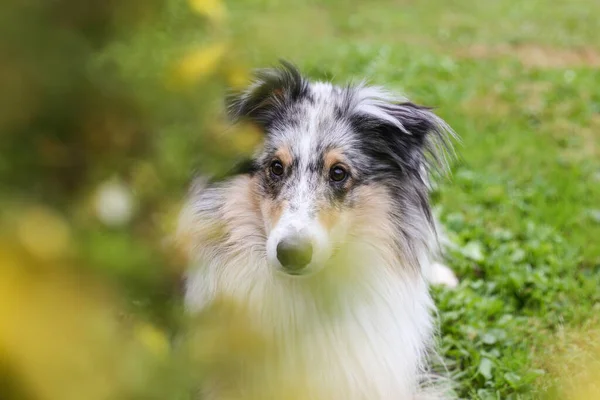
[226,65,251,90]
[171,42,228,87]
[0,251,118,400]
[0,247,169,400]
[135,323,170,358]
[189,0,227,23]
[16,206,71,260]
[230,123,263,153]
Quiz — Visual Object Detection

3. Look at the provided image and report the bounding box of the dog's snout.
[276,236,313,273]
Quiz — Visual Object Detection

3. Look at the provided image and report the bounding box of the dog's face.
[254,105,360,275]
[227,63,453,276]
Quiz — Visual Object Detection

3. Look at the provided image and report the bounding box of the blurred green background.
[1,0,599,399]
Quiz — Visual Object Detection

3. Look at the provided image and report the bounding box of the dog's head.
[223,62,454,277]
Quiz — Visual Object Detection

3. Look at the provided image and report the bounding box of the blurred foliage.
[0,0,261,398]
[0,0,261,316]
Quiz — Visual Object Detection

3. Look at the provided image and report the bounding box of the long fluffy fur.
[178,62,457,399]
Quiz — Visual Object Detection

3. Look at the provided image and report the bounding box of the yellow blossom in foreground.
[171,42,227,88]
[0,246,165,400]
[16,206,71,260]
[229,122,263,153]
[134,323,170,358]
[226,65,252,90]
[189,0,227,23]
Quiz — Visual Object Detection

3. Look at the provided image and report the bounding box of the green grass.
[2,0,599,398]
[227,0,600,398]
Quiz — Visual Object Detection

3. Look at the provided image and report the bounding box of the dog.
[177,62,458,399]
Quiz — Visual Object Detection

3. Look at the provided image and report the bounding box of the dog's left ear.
[352,93,455,173]
[226,61,309,131]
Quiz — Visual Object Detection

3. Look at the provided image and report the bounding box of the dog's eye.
[329,165,348,183]
[270,160,284,177]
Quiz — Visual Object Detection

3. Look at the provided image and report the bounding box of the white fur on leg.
[429,262,459,288]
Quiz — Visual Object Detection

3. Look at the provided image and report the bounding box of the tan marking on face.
[350,183,422,275]
[350,184,395,241]
[221,175,264,244]
[317,207,341,232]
[260,197,287,232]
[274,147,293,166]
[323,148,346,171]
[176,175,265,262]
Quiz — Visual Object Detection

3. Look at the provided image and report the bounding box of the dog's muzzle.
[276,235,313,274]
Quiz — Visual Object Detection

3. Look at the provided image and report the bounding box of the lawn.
[1,0,599,399]
[230,0,600,398]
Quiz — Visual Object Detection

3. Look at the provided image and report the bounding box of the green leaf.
[462,241,485,262]
[481,333,498,345]
[478,358,494,380]
[504,372,521,388]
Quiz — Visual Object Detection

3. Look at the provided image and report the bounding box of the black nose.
[276,236,313,272]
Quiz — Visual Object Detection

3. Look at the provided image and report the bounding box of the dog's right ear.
[226,61,309,130]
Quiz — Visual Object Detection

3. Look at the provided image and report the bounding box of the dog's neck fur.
[186,254,434,399]
[180,176,441,400]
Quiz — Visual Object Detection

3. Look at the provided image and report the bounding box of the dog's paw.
[429,262,459,288]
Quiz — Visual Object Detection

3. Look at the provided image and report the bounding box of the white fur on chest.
[185,250,436,400]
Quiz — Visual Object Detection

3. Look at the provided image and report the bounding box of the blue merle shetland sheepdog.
[177,62,458,399]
